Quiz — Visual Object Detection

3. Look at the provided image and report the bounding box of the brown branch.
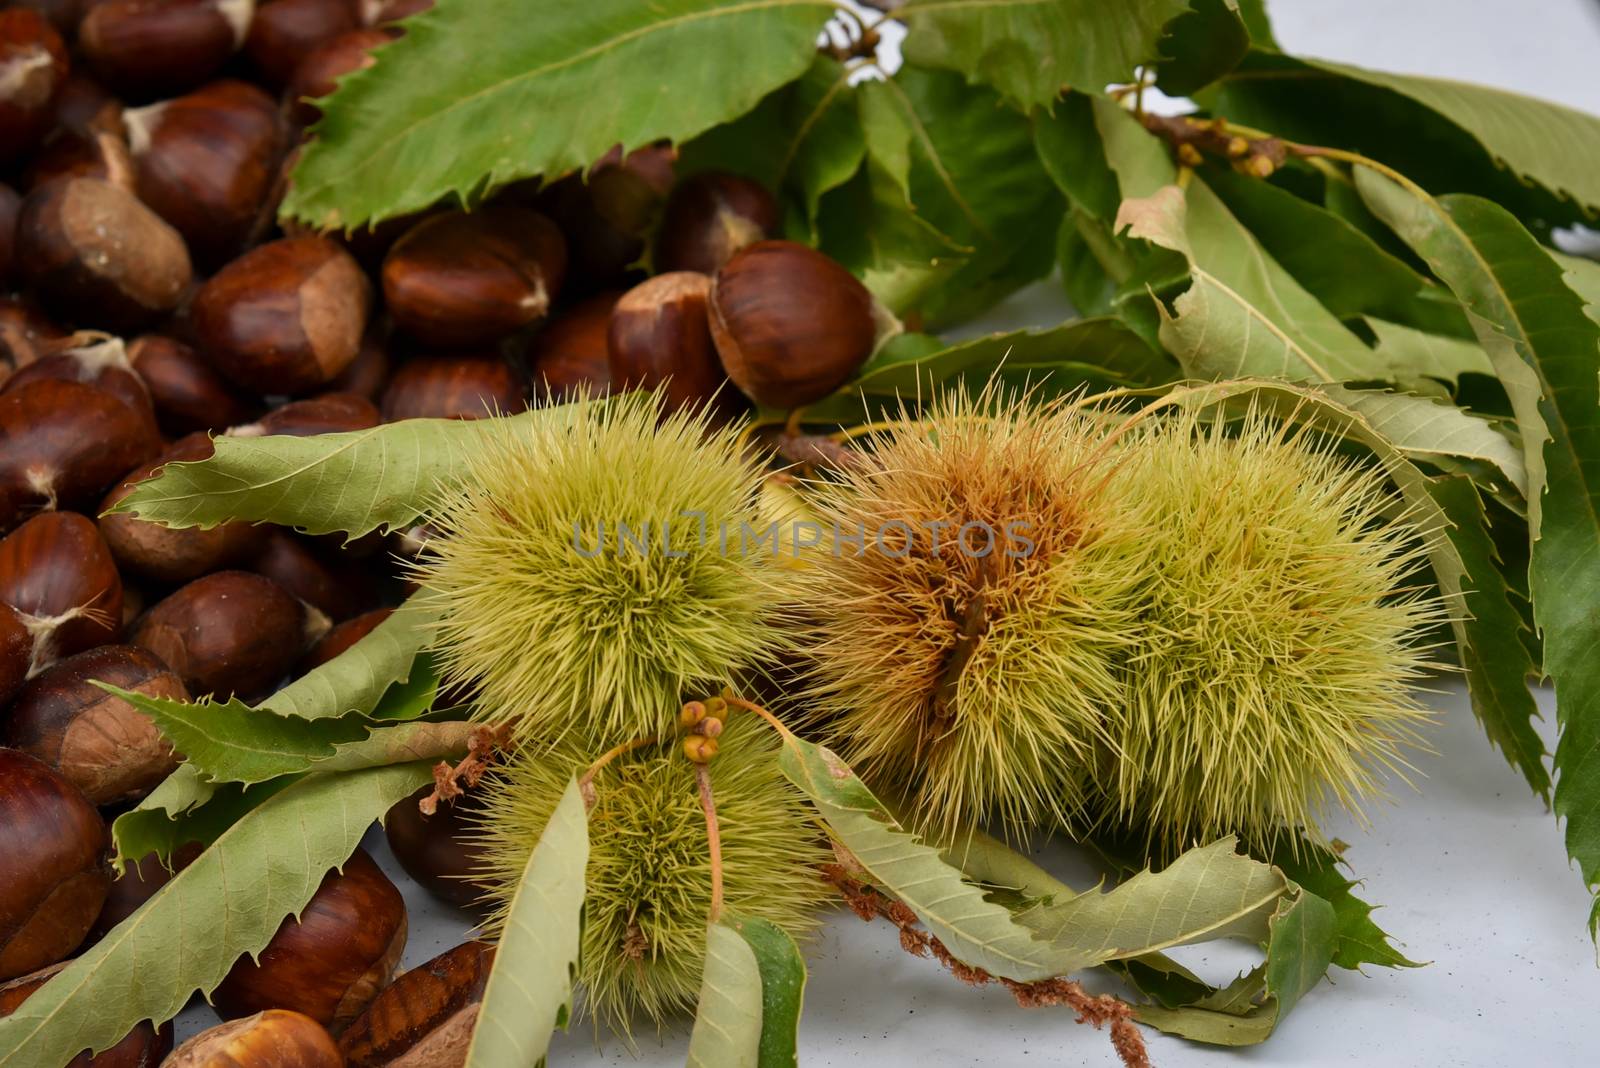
[418,724,510,815]
[822,865,1151,1068]
[1138,111,1288,178]
[697,764,725,924]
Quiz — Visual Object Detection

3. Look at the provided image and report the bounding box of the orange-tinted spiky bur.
[797,390,1152,841]
[1101,410,1446,854]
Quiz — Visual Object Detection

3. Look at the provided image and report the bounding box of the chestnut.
[16,174,194,333]
[5,1,91,38]
[0,9,68,166]
[128,333,259,435]
[126,79,287,267]
[167,1010,341,1068]
[2,645,187,805]
[131,570,322,699]
[608,271,736,416]
[48,71,126,141]
[382,206,566,347]
[379,354,525,422]
[79,0,254,100]
[0,511,123,671]
[656,170,781,276]
[0,749,110,981]
[228,390,379,437]
[0,378,162,532]
[535,142,675,295]
[87,842,202,943]
[99,434,268,584]
[213,848,407,1031]
[383,785,490,911]
[245,0,359,88]
[285,26,394,126]
[2,336,162,443]
[193,235,372,396]
[339,941,494,1068]
[526,290,618,401]
[299,605,390,672]
[0,960,174,1065]
[709,240,876,409]
[248,528,379,622]
[324,331,390,400]
[0,183,19,290]
[0,297,66,372]
[1,603,28,706]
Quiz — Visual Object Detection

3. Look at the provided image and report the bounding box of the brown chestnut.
[228,390,379,437]
[248,528,379,622]
[656,170,781,276]
[79,0,254,100]
[0,511,123,672]
[379,354,525,422]
[166,1009,341,1068]
[382,206,566,347]
[125,79,287,267]
[298,605,390,672]
[534,142,675,295]
[213,848,407,1031]
[0,9,69,166]
[608,271,735,415]
[2,335,161,443]
[0,749,110,981]
[526,290,618,401]
[324,331,390,400]
[285,26,393,126]
[5,2,91,38]
[87,842,202,943]
[16,174,194,333]
[0,183,19,290]
[128,333,259,435]
[1,603,29,706]
[193,235,372,396]
[0,297,66,372]
[709,240,876,409]
[48,71,126,141]
[131,570,322,699]
[245,0,359,88]
[339,941,494,1068]
[383,784,490,911]
[2,645,187,805]
[99,434,268,584]
[0,960,174,1065]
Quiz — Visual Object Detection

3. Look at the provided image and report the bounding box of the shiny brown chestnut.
[2,645,188,805]
[193,235,372,396]
[245,0,359,88]
[656,170,781,276]
[19,130,114,192]
[2,335,161,443]
[5,1,91,38]
[16,174,194,333]
[166,1009,342,1068]
[379,354,525,422]
[79,0,254,100]
[131,570,324,699]
[534,142,675,295]
[382,206,566,347]
[0,9,69,165]
[0,750,110,981]
[248,528,379,622]
[1,603,28,706]
[383,785,490,911]
[228,390,379,437]
[0,511,123,672]
[526,290,619,402]
[0,378,162,532]
[285,26,394,126]
[127,334,259,435]
[213,849,407,1032]
[48,71,126,141]
[99,434,268,584]
[709,240,877,409]
[298,606,390,672]
[324,331,390,400]
[125,79,287,267]
[0,960,174,1065]
[608,271,735,415]
[86,842,203,943]
[339,941,494,1068]
[0,184,20,290]
[0,297,66,372]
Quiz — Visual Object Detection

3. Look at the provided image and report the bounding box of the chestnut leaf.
[685,923,764,1068]
[283,0,837,230]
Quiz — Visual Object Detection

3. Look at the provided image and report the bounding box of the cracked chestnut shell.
[708,240,876,410]
[193,235,372,396]
[167,1009,341,1068]
[0,750,110,981]
[382,206,566,347]
[1,960,174,1065]
[0,511,123,672]
[79,0,255,101]
[339,941,494,1067]
[213,849,407,1032]
[2,644,188,805]
[656,170,780,276]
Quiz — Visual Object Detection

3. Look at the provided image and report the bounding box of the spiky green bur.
[799,393,1151,840]
[473,714,828,1030]
[1105,413,1444,853]
[413,395,784,745]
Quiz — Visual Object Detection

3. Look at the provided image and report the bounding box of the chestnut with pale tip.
[165,1009,342,1068]
[339,941,495,1068]
[193,235,372,396]
[709,239,877,410]
[655,170,781,276]
[0,511,123,674]
[78,0,256,100]
[2,645,189,805]
[379,354,525,422]
[213,849,408,1032]
[0,8,69,165]
[608,270,734,416]
[382,205,566,347]
[3,334,162,444]
[127,334,259,435]
[0,960,174,1065]
[0,750,110,981]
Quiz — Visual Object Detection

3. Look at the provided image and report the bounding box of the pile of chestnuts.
[0,0,880,1061]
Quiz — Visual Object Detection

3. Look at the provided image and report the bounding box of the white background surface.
[175,2,1600,1063]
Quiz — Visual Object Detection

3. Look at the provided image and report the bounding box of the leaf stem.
[724,695,797,745]
[577,735,657,807]
[697,763,725,925]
